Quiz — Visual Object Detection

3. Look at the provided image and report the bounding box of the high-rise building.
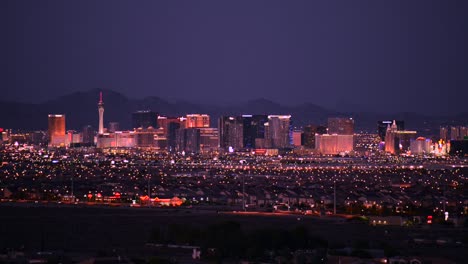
[66,130,82,145]
[410,137,432,155]
[167,122,181,152]
[185,128,200,153]
[328,117,354,135]
[96,131,135,148]
[176,128,201,153]
[158,116,186,136]
[448,126,468,140]
[186,114,210,128]
[292,130,303,146]
[48,114,66,147]
[98,92,105,134]
[135,127,156,148]
[219,116,244,150]
[385,121,417,155]
[385,121,398,154]
[199,128,219,153]
[241,115,268,149]
[450,126,459,140]
[267,115,292,149]
[132,111,158,129]
[301,125,326,149]
[82,125,95,144]
[378,120,404,141]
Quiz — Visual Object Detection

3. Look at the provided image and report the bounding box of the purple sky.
[1,0,467,114]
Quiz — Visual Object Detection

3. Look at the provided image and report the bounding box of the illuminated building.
[158,116,186,136]
[1,128,9,142]
[48,114,66,147]
[328,117,354,135]
[96,131,135,148]
[108,122,120,133]
[315,134,354,155]
[98,92,105,134]
[186,114,210,128]
[9,133,28,144]
[167,122,181,152]
[431,139,448,156]
[385,121,398,154]
[66,130,82,145]
[385,121,417,154]
[267,115,292,149]
[450,126,459,140]
[219,116,243,150]
[242,115,268,149]
[96,133,115,148]
[115,131,136,148]
[132,110,158,129]
[199,128,219,153]
[154,128,167,150]
[378,120,404,141]
[292,130,303,146]
[410,137,432,155]
[135,127,156,148]
[448,126,468,140]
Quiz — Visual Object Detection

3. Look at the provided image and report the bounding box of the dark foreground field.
[0,204,466,262]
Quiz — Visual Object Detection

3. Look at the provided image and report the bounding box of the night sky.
[2,0,467,114]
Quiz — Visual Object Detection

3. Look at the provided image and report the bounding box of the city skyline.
[1,88,467,132]
[0,1,467,263]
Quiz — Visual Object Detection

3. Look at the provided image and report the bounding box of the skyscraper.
[132,110,158,129]
[186,114,210,128]
[385,120,417,155]
[167,122,181,152]
[176,128,201,153]
[135,127,156,148]
[267,115,292,149]
[82,125,95,144]
[48,114,66,147]
[219,116,244,150]
[378,120,404,141]
[98,92,104,134]
[292,130,303,146]
[242,114,268,149]
[199,128,219,153]
[328,117,354,135]
[158,116,186,136]
[301,125,327,149]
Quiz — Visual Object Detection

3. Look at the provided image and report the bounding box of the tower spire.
[98,91,105,134]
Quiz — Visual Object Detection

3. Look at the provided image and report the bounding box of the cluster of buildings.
[2,92,466,156]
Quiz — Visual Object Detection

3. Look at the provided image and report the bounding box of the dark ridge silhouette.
[0,89,466,134]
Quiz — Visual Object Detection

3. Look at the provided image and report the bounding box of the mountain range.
[1,88,466,136]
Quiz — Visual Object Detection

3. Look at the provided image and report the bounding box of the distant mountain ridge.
[0,88,466,136]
